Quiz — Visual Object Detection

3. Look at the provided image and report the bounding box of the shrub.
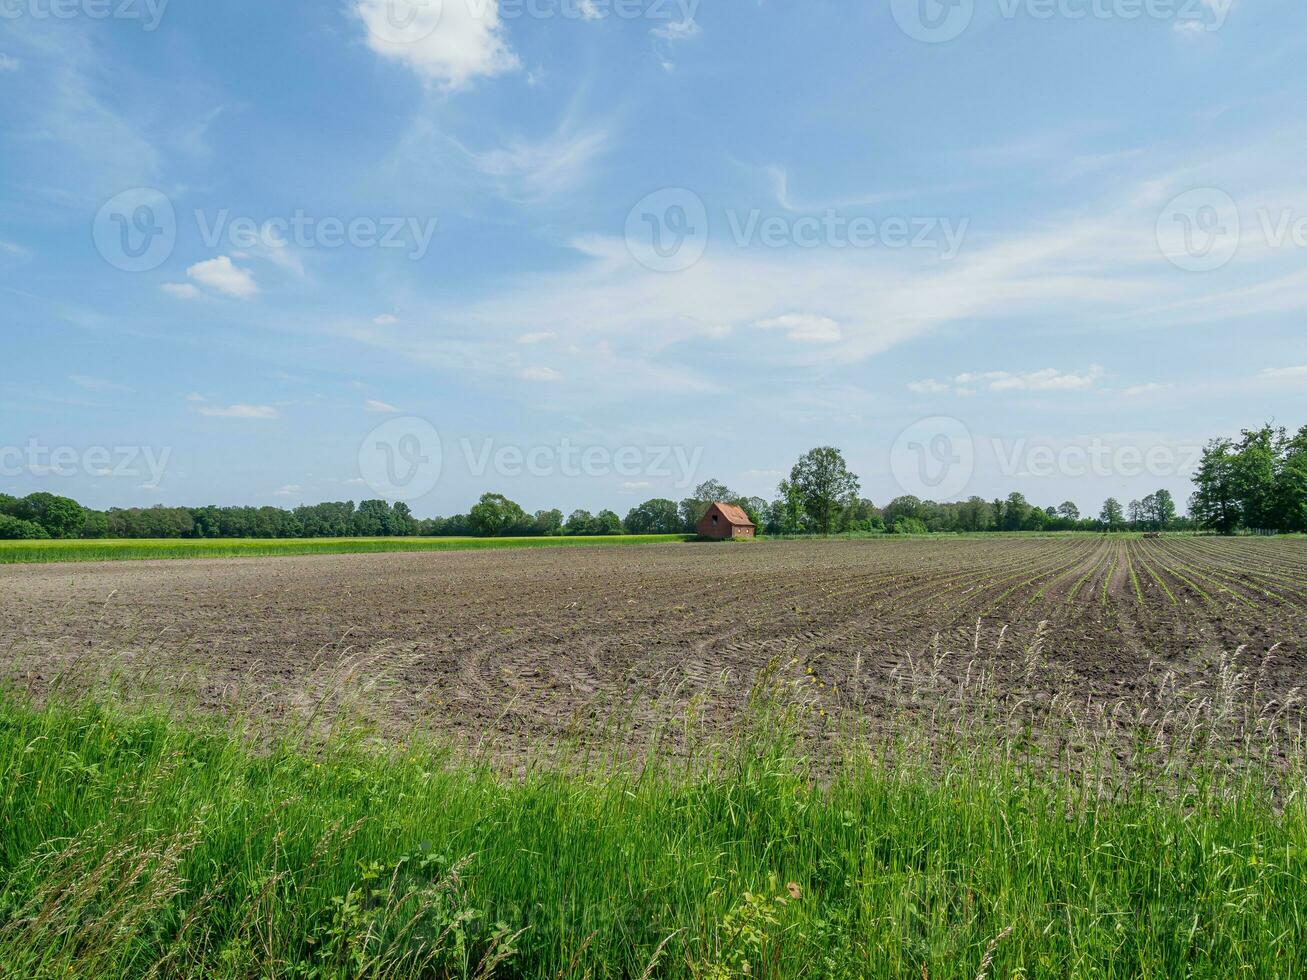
[0,515,50,540]
[892,516,929,535]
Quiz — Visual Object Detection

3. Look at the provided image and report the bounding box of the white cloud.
[910,367,1104,396]
[0,54,19,72]
[619,480,651,492]
[187,256,258,298]
[1258,365,1307,383]
[578,0,601,20]
[274,484,302,497]
[1123,382,1172,396]
[517,331,557,344]
[69,374,133,393]
[955,366,1104,392]
[354,0,518,88]
[907,379,951,395]
[185,392,206,402]
[364,398,402,413]
[517,366,562,382]
[651,17,700,42]
[197,404,279,419]
[373,313,398,325]
[754,314,842,343]
[161,282,202,300]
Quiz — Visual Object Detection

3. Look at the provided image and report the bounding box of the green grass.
[2,687,1304,978]
[0,534,695,565]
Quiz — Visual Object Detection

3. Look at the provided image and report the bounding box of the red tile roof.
[711,502,755,527]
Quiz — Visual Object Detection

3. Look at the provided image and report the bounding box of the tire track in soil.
[3,537,1305,753]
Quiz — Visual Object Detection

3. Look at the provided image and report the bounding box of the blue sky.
[2,0,1305,517]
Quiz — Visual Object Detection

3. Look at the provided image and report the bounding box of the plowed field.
[4,536,1304,750]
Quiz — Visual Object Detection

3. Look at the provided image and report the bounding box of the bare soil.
[3,537,1304,753]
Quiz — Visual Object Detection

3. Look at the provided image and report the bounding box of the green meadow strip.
[1,693,1304,978]
[0,534,695,565]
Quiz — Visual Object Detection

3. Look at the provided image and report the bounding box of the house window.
[711,515,719,525]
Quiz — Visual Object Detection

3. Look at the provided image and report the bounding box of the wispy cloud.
[364,398,402,413]
[517,366,562,382]
[197,404,279,419]
[1258,365,1307,383]
[161,282,202,300]
[911,367,1105,396]
[69,374,133,393]
[453,125,609,203]
[754,314,842,343]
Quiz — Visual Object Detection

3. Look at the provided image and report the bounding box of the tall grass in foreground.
[2,638,1306,978]
[0,535,694,565]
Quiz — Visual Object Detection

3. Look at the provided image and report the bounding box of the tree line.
[1,427,1301,541]
[1189,424,1307,534]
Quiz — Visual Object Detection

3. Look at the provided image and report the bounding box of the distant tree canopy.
[624,498,681,535]
[5,422,1302,541]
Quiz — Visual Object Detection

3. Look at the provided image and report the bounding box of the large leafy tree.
[788,447,860,535]
[593,509,624,535]
[678,479,737,530]
[468,493,528,537]
[15,492,85,539]
[1231,425,1281,531]
[1191,439,1242,534]
[625,498,681,534]
[1099,498,1124,530]
[1145,489,1177,531]
[532,509,564,536]
[1276,427,1307,532]
[770,480,808,535]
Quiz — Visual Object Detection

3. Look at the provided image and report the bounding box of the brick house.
[696,502,756,540]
